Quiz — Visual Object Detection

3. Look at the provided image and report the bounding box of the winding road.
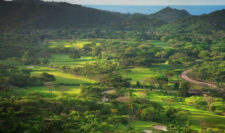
[181,69,223,90]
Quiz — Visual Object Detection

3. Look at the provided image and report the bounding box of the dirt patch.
[143,130,152,133]
[116,96,131,103]
[153,125,168,131]
[101,97,109,103]
[102,90,115,95]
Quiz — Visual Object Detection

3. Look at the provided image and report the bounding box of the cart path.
[181,69,223,90]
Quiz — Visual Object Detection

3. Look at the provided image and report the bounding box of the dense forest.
[0,0,225,133]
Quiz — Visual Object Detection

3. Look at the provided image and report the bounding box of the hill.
[0,0,126,30]
[0,0,224,34]
[160,9,225,33]
[0,0,192,31]
[115,14,166,30]
[148,7,192,22]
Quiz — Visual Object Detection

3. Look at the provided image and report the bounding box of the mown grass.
[2,66,96,98]
[32,71,95,85]
[120,63,178,85]
[49,54,102,67]
[130,120,157,130]
[48,40,101,49]
[118,120,157,133]
[2,86,81,98]
[151,40,168,47]
[31,66,95,84]
[121,67,163,84]
[134,90,225,130]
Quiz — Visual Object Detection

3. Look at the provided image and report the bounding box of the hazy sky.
[44,0,225,5]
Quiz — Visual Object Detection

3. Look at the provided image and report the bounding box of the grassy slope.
[4,65,95,98]
[49,54,104,67]
[49,40,101,49]
[121,67,163,84]
[121,64,181,85]
[134,90,225,130]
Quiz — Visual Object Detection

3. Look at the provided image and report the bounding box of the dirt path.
[142,130,152,133]
[153,125,168,131]
[142,125,167,133]
[181,69,223,90]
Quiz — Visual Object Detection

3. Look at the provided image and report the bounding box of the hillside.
[115,14,166,30]
[0,0,126,30]
[0,0,192,31]
[148,7,192,22]
[160,9,225,33]
[0,0,224,34]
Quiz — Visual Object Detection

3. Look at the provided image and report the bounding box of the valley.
[0,0,224,133]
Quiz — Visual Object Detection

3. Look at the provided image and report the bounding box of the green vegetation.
[1,38,224,132]
[0,1,225,132]
[49,54,100,67]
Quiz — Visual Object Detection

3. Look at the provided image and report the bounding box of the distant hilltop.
[85,5,225,15]
[0,0,224,33]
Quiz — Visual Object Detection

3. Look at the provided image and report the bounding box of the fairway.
[134,90,225,130]
[121,64,173,84]
[5,66,97,98]
[48,40,100,49]
[121,67,163,84]
[49,54,104,67]
[130,120,157,130]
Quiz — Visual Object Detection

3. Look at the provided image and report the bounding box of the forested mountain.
[148,7,192,22]
[0,0,126,30]
[0,0,224,34]
[0,0,170,30]
[160,9,225,33]
[114,14,166,30]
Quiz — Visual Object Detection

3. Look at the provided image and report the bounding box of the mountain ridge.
[160,9,225,33]
[0,0,126,30]
[148,7,192,22]
[0,0,224,33]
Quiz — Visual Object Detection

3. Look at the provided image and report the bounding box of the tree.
[99,74,131,89]
[70,49,80,59]
[141,107,160,121]
[198,50,210,59]
[156,76,168,89]
[20,51,41,65]
[80,85,103,96]
[40,72,56,82]
[27,77,43,86]
[123,47,138,58]
[107,115,128,130]
[168,59,182,68]
[92,47,102,57]
[179,82,190,97]
[204,96,214,112]
[41,58,49,65]
[8,69,31,87]
[136,81,142,88]
[82,44,93,55]
[174,82,180,90]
